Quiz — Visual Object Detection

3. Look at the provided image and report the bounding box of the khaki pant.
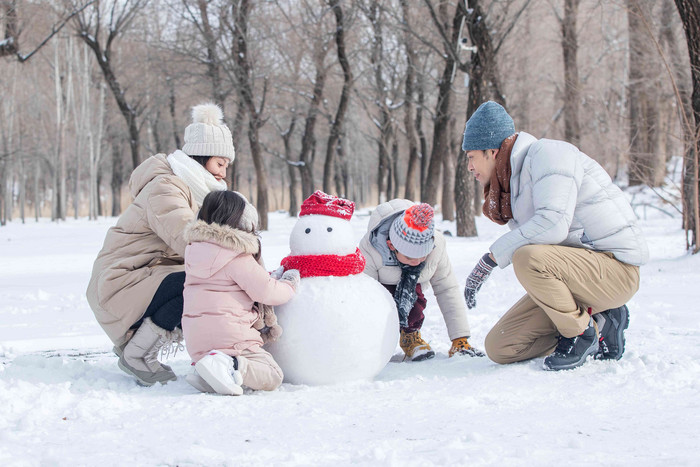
[237,348,284,391]
[485,245,640,364]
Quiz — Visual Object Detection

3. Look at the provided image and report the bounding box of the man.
[359,200,483,361]
[461,101,648,371]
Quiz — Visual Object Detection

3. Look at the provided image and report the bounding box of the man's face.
[467,149,498,185]
[387,240,427,267]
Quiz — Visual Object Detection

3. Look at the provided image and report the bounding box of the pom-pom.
[191,103,224,126]
[403,203,433,232]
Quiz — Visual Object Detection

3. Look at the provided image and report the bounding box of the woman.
[86,103,235,386]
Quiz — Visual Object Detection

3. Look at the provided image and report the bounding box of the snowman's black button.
[305,228,311,234]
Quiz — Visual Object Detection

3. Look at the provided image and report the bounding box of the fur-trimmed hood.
[184,220,259,255]
[184,220,260,279]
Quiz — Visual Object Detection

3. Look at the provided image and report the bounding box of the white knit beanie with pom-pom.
[182,103,236,162]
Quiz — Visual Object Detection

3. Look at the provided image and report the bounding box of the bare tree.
[674,0,700,252]
[420,0,462,209]
[225,0,270,229]
[322,0,353,196]
[627,0,661,187]
[1,0,93,62]
[74,0,148,173]
[400,0,420,201]
[556,0,581,146]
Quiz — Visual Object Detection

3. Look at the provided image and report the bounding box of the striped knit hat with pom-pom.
[389,203,435,259]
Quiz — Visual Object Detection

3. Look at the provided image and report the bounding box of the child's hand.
[280,269,300,292]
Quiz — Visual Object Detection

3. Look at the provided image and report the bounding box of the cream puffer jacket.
[358,199,471,340]
[86,154,198,346]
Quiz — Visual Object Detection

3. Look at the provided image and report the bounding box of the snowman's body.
[267,202,399,385]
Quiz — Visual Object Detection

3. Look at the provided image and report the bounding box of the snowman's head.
[290,215,356,255]
[291,190,357,256]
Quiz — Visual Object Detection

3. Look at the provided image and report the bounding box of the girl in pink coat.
[182,190,299,395]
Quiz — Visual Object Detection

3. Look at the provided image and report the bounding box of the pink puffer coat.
[182,220,295,362]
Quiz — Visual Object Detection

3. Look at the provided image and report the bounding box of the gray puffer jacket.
[490,132,649,268]
[358,199,471,340]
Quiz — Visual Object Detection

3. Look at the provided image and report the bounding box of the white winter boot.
[118,318,179,386]
[195,350,244,396]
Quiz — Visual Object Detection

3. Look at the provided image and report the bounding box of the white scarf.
[166,150,227,206]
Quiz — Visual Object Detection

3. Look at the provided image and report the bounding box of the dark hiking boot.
[543,317,599,371]
[594,305,630,361]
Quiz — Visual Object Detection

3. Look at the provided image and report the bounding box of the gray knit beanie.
[389,204,435,259]
[461,101,515,151]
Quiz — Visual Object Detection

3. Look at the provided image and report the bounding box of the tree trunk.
[231,0,269,229]
[197,0,227,111]
[674,0,700,251]
[110,140,123,217]
[281,115,299,216]
[423,1,466,208]
[401,0,420,201]
[323,0,353,195]
[77,3,144,172]
[52,39,66,221]
[417,76,428,199]
[423,59,452,208]
[627,0,661,187]
[455,0,506,237]
[442,115,457,221]
[561,0,581,146]
[168,78,181,149]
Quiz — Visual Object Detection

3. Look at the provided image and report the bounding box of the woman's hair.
[197,191,260,260]
[189,155,211,167]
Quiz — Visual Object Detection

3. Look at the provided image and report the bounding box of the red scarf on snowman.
[281,248,366,278]
[280,191,366,278]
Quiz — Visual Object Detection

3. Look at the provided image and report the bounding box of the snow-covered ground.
[1,195,699,466]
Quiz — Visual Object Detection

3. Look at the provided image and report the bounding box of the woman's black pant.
[131,271,185,331]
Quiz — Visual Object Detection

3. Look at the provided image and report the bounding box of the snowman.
[266,191,399,385]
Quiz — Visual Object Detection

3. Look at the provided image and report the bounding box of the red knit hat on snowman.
[298,190,355,220]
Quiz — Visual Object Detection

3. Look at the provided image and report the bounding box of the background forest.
[1,0,698,245]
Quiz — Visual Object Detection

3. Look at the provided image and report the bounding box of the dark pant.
[132,272,185,332]
[383,283,427,333]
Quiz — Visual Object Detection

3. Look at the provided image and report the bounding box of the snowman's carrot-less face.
[289,215,356,256]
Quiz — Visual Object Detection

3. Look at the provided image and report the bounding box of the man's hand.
[464,253,496,309]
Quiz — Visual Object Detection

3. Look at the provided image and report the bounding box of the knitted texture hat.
[299,190,355,220]
[389,203,435,259]
[461,101,515,151]
[234,191,259,232]
[182,103,236,162]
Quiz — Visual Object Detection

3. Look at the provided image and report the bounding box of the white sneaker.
[194,350,244,396]
[185,365,215,393]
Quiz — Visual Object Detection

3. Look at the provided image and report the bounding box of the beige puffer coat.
[358,199,471,340]
[86,154,198,346]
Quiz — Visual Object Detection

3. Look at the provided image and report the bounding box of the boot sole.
[117,357,177,386]
[543,340,600,371]
[405,350,435,362]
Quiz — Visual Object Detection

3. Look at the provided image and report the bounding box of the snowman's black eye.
[327,227,333,232]
[305,228,311,234]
